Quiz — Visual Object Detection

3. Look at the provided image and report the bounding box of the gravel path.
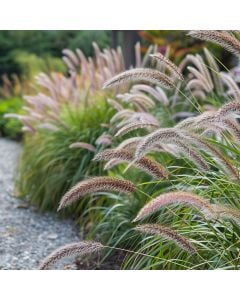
[0,138,80,270]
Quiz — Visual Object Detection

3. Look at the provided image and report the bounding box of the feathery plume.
[176,142,210,171]
[117,137,175,155]
[115,122,159,137]
[103,159,124,170]
[186,79,210,93]
[62,49,79,66]
[116,112,160,128]
[95,134,112,146]
[134,191,214,222]
[107,98,124,111]
[188,30,240,56]
[135,128,185,159]
[172,112,196,122]
[195,53,214,89]
[62,56,76,71]
[103,68,175,90]
[135,42,141,68]
[182,131,239,180]
[120,93,156,108]
[117,137,142,150]
[213,205,240,225]
[217,100,240,119]
[187,66,213,91]
[69,142,96,152]
[131,84,169,105]
[39,241,104,270]
[203,48,224,95]
[135,224,196,254]
[93,149,168,179]
[110,109,134,123]
[191,90,206,100]
[220,72,240,99]
[221,118,240,144]
[150,53,184,81]
[58,176,136,211]
[37,123,59,132]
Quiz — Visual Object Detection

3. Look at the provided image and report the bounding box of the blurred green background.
[0,30,236,82]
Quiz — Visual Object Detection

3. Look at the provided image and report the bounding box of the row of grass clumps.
[10,32,240,270]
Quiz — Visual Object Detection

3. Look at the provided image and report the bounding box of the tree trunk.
[122,30,140,69]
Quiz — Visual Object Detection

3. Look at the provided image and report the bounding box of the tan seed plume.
[135,128,186,159]
[213,205,240,225]
[150,53,184,81]
[117,137,142,150]
[221,118,240,144]
[188,30,240,56]
[107,98,124,111]
[115,122,159,137]
[134,191,214,222]
[177,142,210,171]
[58,176,136,211]
[182,131,240,180]
[103,68,175,90]
[217,101,240,119]
[39,241,104,270]
[93,149,168,179]
[69,142,96,152]
[135,224,197,254]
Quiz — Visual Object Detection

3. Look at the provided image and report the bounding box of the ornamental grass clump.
[35,31,240,270]
[17,98,113,213]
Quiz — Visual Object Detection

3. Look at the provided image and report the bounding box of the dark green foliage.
[17,98,114,215]
[0,30,112,79]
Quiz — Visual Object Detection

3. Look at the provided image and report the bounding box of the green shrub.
[12,51,66,79]
[17,98,114,216]
[0,97,23,139]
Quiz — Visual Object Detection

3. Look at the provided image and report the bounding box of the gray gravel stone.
[0,138,80,269]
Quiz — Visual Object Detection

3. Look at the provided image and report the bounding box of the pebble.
[0,138,80,270]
